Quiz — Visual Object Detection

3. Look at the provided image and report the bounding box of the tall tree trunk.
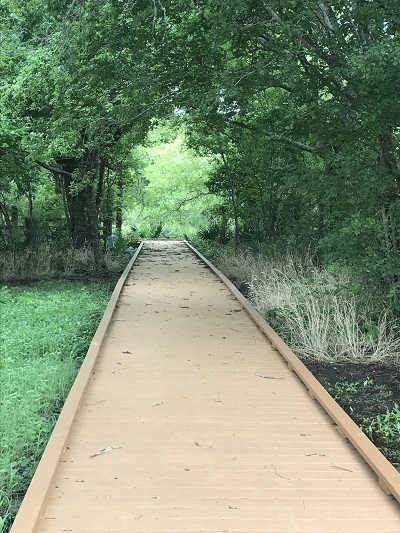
[221,153,240,248]
[378,127,400,283]
[102,176,114,247]
[96,158,106,208]
[57,156,103,264]
[84,185,103,264]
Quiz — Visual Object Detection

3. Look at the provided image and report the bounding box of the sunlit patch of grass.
[0,281,111,532]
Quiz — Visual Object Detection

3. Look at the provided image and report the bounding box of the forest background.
[1,0,400,299]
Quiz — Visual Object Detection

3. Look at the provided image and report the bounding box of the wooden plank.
[187,241,400,502]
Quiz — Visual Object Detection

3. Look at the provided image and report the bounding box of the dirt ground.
[306,361,400,471]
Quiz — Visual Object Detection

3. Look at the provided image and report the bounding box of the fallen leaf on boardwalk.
[255,373,284,379]
[229,506,238,509]
[122,351,132,354]
[89,445,122,458]
[152,401,163,407]
[195,442,201,446]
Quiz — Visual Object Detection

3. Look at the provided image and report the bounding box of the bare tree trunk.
[37,156,104,264]
[0,197,13,248]
[102,173,114,246]
[115,176,124,235]
[221,153,240,248]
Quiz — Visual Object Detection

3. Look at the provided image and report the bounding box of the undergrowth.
[0,281,112,532]
[323,376,400,468]
[213,245,400,467]
[214,248,400,364]
[361,404,400,450]
[0,242,131,283]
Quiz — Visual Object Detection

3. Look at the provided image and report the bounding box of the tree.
[124,122,218,238]
[155,1,400,289]
[0,0,173,261]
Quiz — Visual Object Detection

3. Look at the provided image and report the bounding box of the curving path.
[12,241,400,532]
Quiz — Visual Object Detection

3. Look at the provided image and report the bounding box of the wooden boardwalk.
[11,241,400,532]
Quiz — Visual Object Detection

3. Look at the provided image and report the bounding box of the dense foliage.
[160,1,400,298]
[124,126,219,239]
[0,1,399,297]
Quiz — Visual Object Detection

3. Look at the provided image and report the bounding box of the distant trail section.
[12,240,400,532]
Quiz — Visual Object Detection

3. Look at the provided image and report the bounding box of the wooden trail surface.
[12,240,400,532]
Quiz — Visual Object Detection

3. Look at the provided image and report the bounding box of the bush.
[0,242,131,282]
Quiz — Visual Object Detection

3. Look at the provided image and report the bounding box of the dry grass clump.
[216,248,400,364]
[0,243,128,282]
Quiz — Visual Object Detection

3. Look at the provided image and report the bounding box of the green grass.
[0,281,113,532]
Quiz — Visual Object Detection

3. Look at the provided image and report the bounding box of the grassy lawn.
[0,280,113,532]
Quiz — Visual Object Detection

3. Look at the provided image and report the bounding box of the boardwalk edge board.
[10,242,144,533]
[186,241,400,504]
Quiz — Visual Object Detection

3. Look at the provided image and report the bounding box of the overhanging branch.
[225,119,317,153]
[172,191,211,212]
[265,131,317,153]
[35,160,73,178]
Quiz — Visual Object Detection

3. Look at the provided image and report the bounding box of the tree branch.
[226,119,257,131]
[317,1,338,33]
[225,120,317,153]
[233,64,293,93]
[35,160,73,178]
[265,131,317,153]
[172,191,211,212]
[261,3,283,24]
